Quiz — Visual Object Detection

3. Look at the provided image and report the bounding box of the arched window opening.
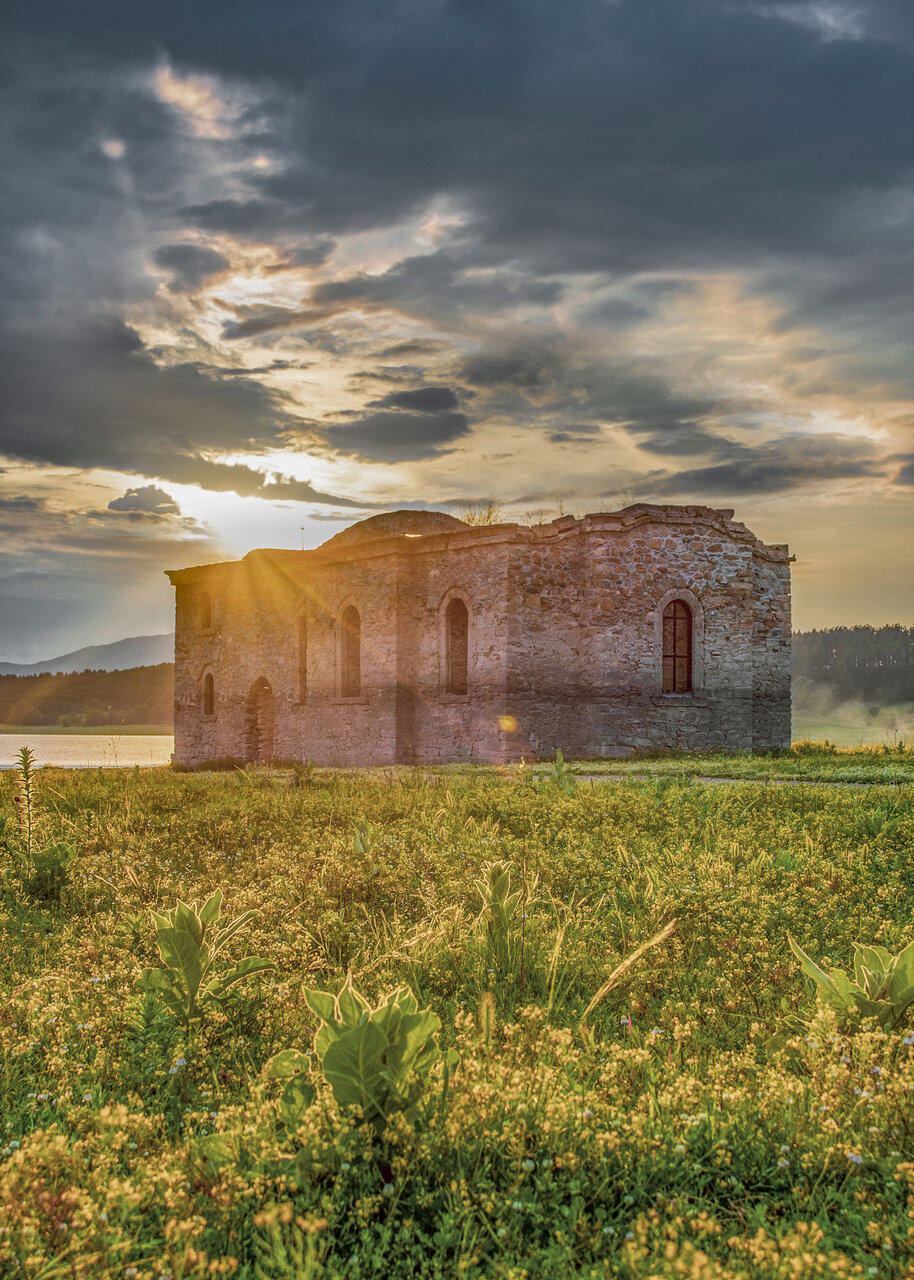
[662,599,692,694]
[297,613,308,700]
[445,598,469,695]
[200,591,212,630]
[203,672,215,716]
[341,605,361,697]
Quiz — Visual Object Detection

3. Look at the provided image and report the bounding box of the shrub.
[136,889,275,1026]
[298,974,441,1132]
[788,933,914,1031]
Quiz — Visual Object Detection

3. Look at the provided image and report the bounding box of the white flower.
[847,1152,863,1165]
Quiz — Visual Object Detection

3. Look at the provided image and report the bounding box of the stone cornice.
[165,503,790,585]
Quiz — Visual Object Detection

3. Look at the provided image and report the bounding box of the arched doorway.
[244,676,275,762]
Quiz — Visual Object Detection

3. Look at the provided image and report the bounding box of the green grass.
[548,743,914,785]
[0,754,913,1277]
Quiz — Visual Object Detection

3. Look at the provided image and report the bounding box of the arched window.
[203,672,215,716]
[445,597,469,695]
[297,612,308,700]
[200,591,212,630]
[340,605,361,697]
[662,600,692,694]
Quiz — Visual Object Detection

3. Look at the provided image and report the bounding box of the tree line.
[0,663,174,727]
[793,625,914,704]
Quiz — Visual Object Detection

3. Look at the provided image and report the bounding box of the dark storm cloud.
[0,316,363,505]
[459,352,563,392]
[152,243,230,292]
[892,454,914,485]
[369,387,459,413]
[323,411,470,462]
[647,437,883,497]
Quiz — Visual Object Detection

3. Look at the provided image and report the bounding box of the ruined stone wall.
[173,550,405,767]
[169,504,791,767]
[498,508,791,758]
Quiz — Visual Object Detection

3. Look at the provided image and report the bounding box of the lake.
[0,733,174,768]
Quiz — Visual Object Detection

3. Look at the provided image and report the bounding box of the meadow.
[1,750,913,1279]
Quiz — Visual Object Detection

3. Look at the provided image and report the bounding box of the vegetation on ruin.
[1,754,913,1278]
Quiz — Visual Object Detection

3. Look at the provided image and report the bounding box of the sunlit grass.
[0,757,912,1277]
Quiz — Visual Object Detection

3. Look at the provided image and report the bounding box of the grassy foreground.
[1,757,913,1279]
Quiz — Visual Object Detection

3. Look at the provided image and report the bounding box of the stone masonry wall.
[168,505,791,766]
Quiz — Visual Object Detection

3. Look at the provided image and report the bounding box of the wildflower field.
[1,751,913,1279]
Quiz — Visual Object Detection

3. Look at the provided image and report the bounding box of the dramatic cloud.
[152,243,230,292]
[1,0,913,650]
[323,410,471,462]
[108,485,181,515]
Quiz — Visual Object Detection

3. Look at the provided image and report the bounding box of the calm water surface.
[0,733,174,768]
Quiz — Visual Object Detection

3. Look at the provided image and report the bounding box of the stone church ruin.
[166,504,792,766]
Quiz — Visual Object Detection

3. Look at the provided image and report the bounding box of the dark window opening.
[203,672,215,716]
[200,591,212,630]
[298,613,308,700]
[662,599,692,694]
[244,676,274,762]
[341,605,361,697]
[446,598,469,695]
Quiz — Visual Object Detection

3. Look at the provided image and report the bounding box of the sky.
[2,0,913,660]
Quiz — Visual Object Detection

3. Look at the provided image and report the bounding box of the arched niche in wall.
[201,669,216,718]
[338,603,362,698]
[296,609,308,702]
[437,588,472,697]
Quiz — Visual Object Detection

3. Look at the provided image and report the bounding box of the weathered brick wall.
[168,504,791,766]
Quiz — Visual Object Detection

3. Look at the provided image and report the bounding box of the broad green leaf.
[397,1011,441,1071]
[264,1049,311,1080]
[890,940,914,1000]
[210,909,259,956]
[199,889,223,928]
[135,966,178,995]
[279,1078,316,1128]
[890,983,914,1024]
[787,934,834,993]
[305,989,336,1023]
[207,955,275,997]
[314,1024,337,1060]
[157,928,203,1000]
[337,974,372,1026]
[171,901,204,948]
[321,1021,388,1111]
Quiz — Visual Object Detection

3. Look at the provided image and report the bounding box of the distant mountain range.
[0,634,175,676]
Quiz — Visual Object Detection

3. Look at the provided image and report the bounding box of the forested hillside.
[793,625,914,703]
[0,663,173,726]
